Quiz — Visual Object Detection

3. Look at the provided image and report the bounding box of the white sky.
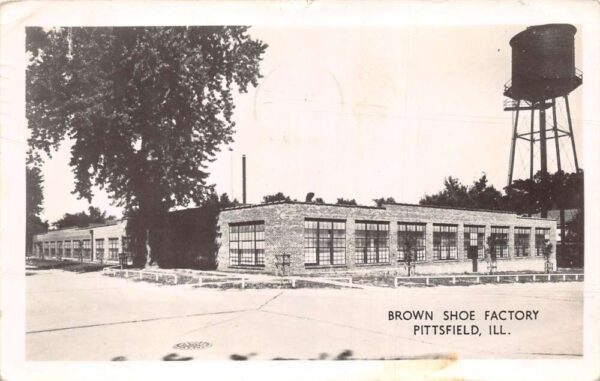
[39,25,583,222]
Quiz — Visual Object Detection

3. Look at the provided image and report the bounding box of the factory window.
[535,228,551,256]
[96,239,105,261]
[50,241,56,257]
[491,227,509,258]
[82,239,92,260]
[229,222,265,267]
[433,224,458,260]
[108,238,119,260]
[304,219,346,266]
[514,227,531,257]
[463,225,485,259]
[43,241,49,257]
[398,223,426,262]
[57,241,63,257]
[73,240,81,259]
[64,240,71,258]
[355,221,389,264]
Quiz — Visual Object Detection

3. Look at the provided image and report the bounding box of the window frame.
[491,226,509,258]
[355,221,390,264]
[229,221,265,267]
[397,222,426,262]
[535,228,551,256]
[108,238,119,261]
[463,225,485,259]
[304,218,346,266]
[514,227,531,257]
[433,224,458,261]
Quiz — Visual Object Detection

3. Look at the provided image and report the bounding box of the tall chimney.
[242,155,247,204]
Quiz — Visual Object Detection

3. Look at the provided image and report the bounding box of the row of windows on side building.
[228,220,551,267]
[36,237,130,261]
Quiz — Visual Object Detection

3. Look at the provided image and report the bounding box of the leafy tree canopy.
[336,198,357,206]
[373,196,396,207]
[26,26,267,265]
[52,206,116,229]
[26,166,48,253]
[262,192,293,203]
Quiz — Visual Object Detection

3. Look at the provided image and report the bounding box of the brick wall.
[217,202,557,275]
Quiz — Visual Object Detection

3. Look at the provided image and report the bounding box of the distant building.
[217,201,557,275]
[32,220,129,263]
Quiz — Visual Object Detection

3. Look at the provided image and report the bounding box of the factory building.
[32,220,129,263]
[217,201,557,275]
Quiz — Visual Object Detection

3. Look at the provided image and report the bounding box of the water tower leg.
[539,106,547,175]
[551,98,562,172]
[563,96,580,172]
[530,108,535,181]
[507,101,520,187]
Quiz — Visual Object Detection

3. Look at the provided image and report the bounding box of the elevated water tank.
[504,24,581,102]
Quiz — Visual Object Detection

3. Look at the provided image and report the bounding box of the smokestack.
[242,155,247,204]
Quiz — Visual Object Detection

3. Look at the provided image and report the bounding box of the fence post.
[241,278,245,289]
[394,277,398,288]
[426,277,429,286]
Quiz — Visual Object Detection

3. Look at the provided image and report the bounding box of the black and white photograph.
[1,1,599,381]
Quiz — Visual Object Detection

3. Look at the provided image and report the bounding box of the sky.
[38,25,583,223]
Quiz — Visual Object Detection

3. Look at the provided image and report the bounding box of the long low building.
[32,220,129,263]
[217,201,557,275]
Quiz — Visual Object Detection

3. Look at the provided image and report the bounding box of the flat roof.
[221,200,384,211]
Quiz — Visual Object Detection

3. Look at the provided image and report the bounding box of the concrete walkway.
[26,269,583,361]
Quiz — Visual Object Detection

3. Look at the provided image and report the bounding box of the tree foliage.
[373,197,396,207]
[420,174,504,210]
[26,26,267,266]
[26,166,48,254]
[52,206,116,229]
[262,192,293,203]
[158,192,239,269]
[336,198,357,206]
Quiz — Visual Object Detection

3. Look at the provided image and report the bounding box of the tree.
[26,166,48,255]
[305,192,315,202]
[262,192,292,203]
[421,174,504,210]
[162,192,239,269]
[401,232,418,277]
[485,235,497,274]
[336,198,357,206]
[52,206,116,229]
[26,27,267,266]
[420,176,470,208]
[373,197,396,207]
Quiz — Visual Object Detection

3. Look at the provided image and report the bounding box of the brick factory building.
[32,220,129,263]
[217,201,557,275]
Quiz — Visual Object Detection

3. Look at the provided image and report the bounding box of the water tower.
[504,24,582,193]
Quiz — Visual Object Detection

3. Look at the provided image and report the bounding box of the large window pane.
[514,227,531,257]
[229,222,265,266]
[398,223,426,261]
[304,219,346,265]
[491,226,509,258]
[355,221,389,264]
[433,224,458,260]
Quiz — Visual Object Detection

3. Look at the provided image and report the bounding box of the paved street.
[26,269,583,361]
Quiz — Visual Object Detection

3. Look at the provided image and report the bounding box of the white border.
[1,1,599,380]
